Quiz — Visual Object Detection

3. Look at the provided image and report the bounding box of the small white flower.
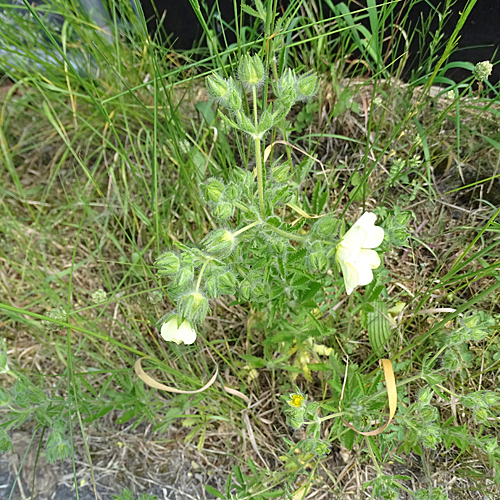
[160,316,197,345]
[336,212,384,295]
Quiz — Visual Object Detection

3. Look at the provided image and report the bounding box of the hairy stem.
[266,224,307,242]
[255,136,265,216]
[233,220,262,237]
[195,260,210,292]
[252,86,265,216]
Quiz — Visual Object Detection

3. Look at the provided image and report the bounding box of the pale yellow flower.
[160,316,197,345]
[336,212,384,295]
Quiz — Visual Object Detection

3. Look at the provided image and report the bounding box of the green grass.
[0,0,499,499]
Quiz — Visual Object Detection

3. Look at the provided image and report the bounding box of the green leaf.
[116,407,142,424]
[195,100,216,125]
[299,281,322,303]
[240,354,266,368]
[205,485,226,499]
[0,428,13,453]
[366,299,392,356]
[350,172,363,187]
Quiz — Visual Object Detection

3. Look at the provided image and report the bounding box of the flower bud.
[473,60,493,82]
[238,54,265,88]
[483,437,498,454]
[156,251,180,275]
[483,392,500,407]
[421,426,440,449]
[214,201,234,219]
[240,280,251,300]
[0,428,13,454]
[206,73,230,100]
[418,387,433,405]
[311,215,342,240]
[238,113,257,136]
[460,394,476,409]
[205,274,219,298]
[276,68,297,108]
[229,85,242,112]
[442,349,460,371]
[218,270,237,294]
[45,429,71,462]
[202,229,235,258]
[297,71,318,99]
[309,250,329,272]
[257,109,274,135]
[419,405,438,423]
[178,291,209,323]
[314,440,330,457]
[272,159,291,183]
[175,266,194,287]
[204,178,225,203]
[224,183,240,201]
[473,407,491,426]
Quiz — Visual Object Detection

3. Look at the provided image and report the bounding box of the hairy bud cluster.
[206,75,243,113]
[201,178,238,220]
[274,69,319,111]
[206,54,318,140]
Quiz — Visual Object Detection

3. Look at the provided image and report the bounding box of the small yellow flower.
[288,393,305,408]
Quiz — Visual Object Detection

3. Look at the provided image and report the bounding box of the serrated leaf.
[241,4,264,19]
[299,281,322,303]
[291,274,309,287]
[181,417,199,427]
[272,186,290,204]
[312,181,328,214]
[287,248,307,264]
